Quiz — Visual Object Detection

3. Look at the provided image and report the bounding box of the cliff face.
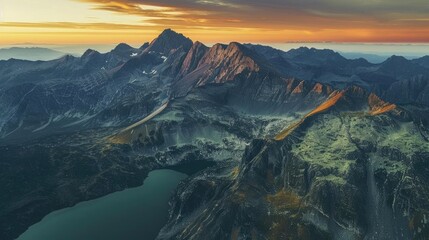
[381,76,429,105]
[195,42,261,83]
[158,87,429,240]
[178,41,209,77]
[172,42,265,96]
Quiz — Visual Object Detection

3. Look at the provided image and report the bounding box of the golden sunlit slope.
[275,89,399,140]
[275,91,344,140]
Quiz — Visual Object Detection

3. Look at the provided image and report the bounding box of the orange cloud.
[1,0,428,44]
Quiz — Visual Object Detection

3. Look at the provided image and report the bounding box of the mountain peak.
[384,55,408,64]
[178,41,209,76]
[160,28,175,35]
[226,42,252,55]
[378,54,426,75]
[201,42,261,72]
[82,49,100,58]
[144,28,193,54]
[381,55,411,67]
[228,41,242,48]
[173,41,264,96]
[193,41,206,48]
[285,47,346,64]
[113,43,133,52]
[188,41,207,52]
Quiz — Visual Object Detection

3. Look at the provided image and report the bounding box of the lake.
[17,169,188,240]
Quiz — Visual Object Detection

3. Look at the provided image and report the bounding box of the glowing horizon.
[1,0,429,45]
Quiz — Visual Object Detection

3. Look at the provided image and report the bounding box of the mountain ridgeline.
[1,29,429,240]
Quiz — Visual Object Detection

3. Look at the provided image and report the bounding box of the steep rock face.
[159,88,429,240]
[224,76,334,115]
[178,41,209,77]
[156,47,188,76]
[196,42,261,82]
[172,42,268,96]
[382,76,429,105]
[144,29,193,55]
[111,43,135,54]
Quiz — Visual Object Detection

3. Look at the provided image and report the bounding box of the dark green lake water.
[17,169,188,240]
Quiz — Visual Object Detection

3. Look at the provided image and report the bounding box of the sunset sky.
[1,0,429,44]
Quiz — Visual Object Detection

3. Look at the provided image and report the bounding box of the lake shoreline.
[16,160,216,240]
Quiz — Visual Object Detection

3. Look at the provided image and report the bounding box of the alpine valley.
[1,29,429,240]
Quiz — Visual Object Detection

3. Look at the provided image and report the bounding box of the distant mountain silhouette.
[0,47,67,61]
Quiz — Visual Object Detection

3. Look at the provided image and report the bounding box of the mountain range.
[0,47,67,61]
[1,29,429,240]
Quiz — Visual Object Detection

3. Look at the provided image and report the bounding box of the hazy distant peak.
[82,48,100,58]
[0,47,66,61]
[113,43,133,52]
[380,55,415,69]
[385,55,408,62]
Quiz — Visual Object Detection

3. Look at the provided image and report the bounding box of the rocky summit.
[1,29,429,240]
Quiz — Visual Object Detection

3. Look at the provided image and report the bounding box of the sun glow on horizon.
[0,0,428,44]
